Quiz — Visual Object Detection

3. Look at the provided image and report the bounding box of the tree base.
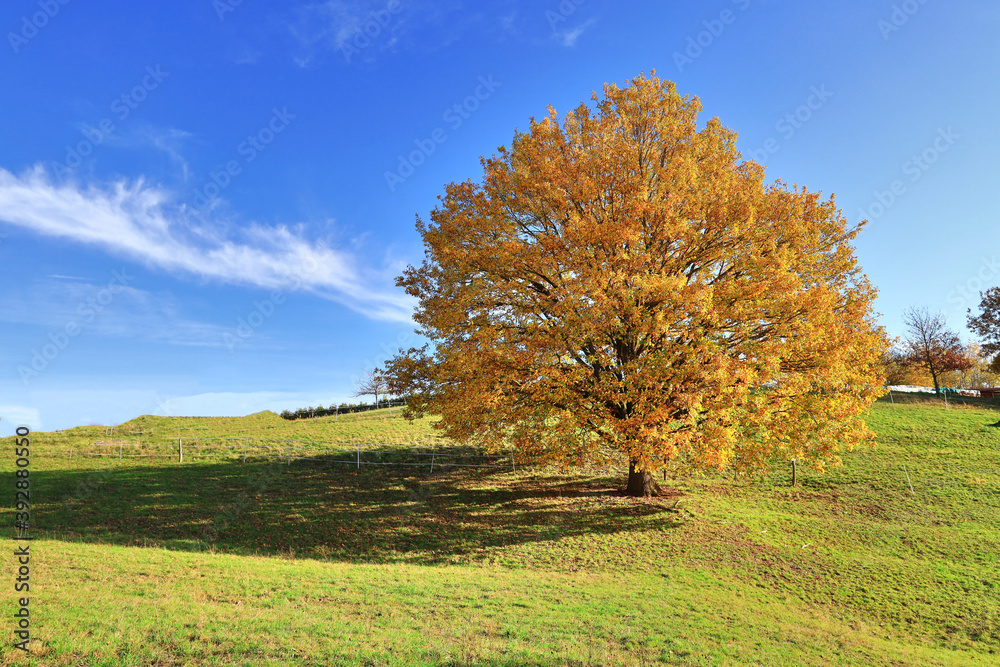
[625,461,662,497]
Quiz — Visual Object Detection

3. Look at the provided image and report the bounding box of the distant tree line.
[883,297,1000,395]
[279,398,407,421]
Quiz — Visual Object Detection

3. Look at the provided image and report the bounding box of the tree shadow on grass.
[30,448,685,564]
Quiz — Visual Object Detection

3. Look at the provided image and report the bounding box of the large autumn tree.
[386,73,887,496]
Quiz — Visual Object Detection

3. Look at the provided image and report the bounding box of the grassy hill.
[33,407,449,450]
[1,397,998,665]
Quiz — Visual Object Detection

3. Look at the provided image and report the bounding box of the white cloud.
[287,0,477,65]
[0,166,415,323]
[561,18,597,47]
[288,1,394,65]
[0,405,41,433]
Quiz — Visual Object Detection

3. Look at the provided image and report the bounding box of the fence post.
[70,447,73,459]
[287,444,291,466]
[791,459,797,487]
[430,453,434,473]
[357,443,360,470]
[243,443,247,464]
[119,442,123,460]
[178,438,183,463]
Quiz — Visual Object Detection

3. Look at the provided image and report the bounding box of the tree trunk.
[626,459,660,497]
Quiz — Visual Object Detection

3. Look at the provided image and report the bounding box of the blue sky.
[1,0,998,435]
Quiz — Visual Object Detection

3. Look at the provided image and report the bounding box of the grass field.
[1,395,998,665]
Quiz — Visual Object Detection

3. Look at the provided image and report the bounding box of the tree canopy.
[386,73,887,495]
[353,369,388,406]
[967,288,1000,373]
[900,306,972,395]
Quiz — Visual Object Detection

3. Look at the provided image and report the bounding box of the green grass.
[2,398,998,665]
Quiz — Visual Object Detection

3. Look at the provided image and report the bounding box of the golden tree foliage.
[881,348,934,387]
[387,73,887,494]
[942,342,1000,389]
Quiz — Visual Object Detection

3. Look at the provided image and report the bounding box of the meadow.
[1,395,998,665]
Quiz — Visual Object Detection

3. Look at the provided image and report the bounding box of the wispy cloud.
[93,123,194,182]
[0,278,234,348]
[287,0,480,66]
[289,0,406,66]
[560,18,597,47]
[0,166,414,322]
[0,405,41,431]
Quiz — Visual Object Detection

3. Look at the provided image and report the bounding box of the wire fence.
[64,438,987,497]
[69,438,520,471]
